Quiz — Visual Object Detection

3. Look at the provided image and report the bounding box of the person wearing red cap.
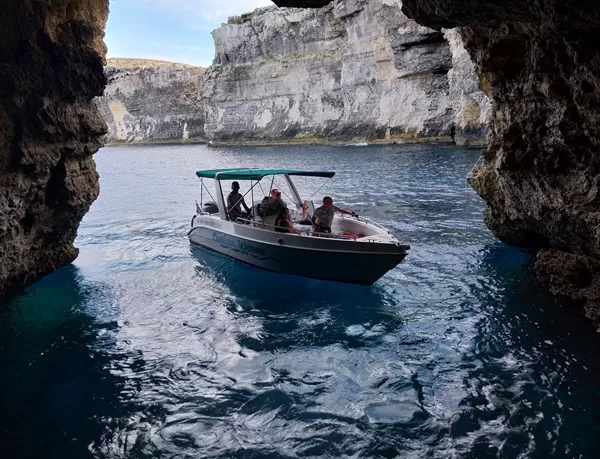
[258,189,297,234]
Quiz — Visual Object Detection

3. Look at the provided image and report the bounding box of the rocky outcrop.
[95,59,206,143]
[0,0,108,300]
[204,0,490,146]
[536,249,600,325]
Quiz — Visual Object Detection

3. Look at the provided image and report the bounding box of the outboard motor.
[202,201,219,214]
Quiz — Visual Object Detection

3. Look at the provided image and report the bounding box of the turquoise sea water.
[2,144,600,458]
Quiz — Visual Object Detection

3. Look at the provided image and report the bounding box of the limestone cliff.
[0,0,108,300]
[444,29,492,147]
[95,59,206,143]
[204,0,490,146]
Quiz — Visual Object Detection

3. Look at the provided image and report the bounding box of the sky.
[105,0,273,67]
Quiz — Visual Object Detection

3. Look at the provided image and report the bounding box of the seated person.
[312,196,356,234]
[227,181,251,222]
[258,189,298,234]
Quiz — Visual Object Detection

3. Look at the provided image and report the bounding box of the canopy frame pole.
[200,178,203,206]
[283,174,303,209]
[214,177,228,221]
[258,180,267,199]
[272,178,295,204]
[201,180,217,205]
[251,179,255,222]
[307,177,333,201]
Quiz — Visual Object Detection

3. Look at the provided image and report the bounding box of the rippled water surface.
[2,144,600,458]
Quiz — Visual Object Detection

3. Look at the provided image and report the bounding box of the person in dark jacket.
[227,181,251,222]
[259,189,297,234]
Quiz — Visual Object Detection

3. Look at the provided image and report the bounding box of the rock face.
[444,29,491,147]
[95,59,206,143]
[0,0,108,300]
[204,0,490,146]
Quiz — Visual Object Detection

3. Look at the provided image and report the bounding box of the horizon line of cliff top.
[105,57,207,69]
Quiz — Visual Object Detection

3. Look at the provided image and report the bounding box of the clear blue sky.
[105,0,273,67]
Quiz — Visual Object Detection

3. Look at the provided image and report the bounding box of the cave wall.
[399,0,600,322]
[0,0,109,299]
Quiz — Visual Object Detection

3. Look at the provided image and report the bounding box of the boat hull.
[188,221,407,285]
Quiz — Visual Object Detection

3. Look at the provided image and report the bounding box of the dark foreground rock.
[0,0,109,300]
[537,250,600,327]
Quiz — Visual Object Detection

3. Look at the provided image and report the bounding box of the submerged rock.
[95,59,206,143]
[203,0,490,145]
[536,250,600,327]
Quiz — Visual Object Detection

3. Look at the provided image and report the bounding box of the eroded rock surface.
[204,0,490,145]
[444,29,491,147]
[0,0,108,299]
[536,249,600,325]
[95,59,206,143]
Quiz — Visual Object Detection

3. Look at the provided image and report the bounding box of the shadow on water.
[447,243,600,458]
[0,265,148,459]
[189,245,404,352]
[5,144,600,458]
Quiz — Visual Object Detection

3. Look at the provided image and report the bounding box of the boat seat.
[252,214,278,230]
[259,214,277,230]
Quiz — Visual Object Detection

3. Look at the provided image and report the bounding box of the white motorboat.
[188,168,409,285]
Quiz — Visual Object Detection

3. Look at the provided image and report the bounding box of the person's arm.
[241,196,251,213]
[335,205,356,216]
[285,214,299,234]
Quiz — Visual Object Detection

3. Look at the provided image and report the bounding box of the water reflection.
[3,144,600,458]
[448,243,600,458]
[190,246,403,350]
[0,265,128,459]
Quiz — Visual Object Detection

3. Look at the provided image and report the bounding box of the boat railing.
[234,217,359,240]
